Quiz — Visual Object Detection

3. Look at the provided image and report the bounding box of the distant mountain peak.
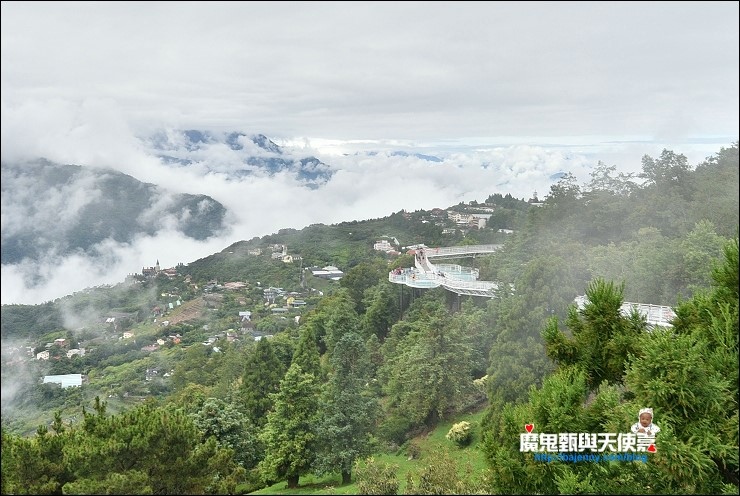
[251,133,282,154]
[144,129,332,187]
[225,132,283,154]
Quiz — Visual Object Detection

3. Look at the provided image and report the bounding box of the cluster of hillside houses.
[19,201,532,391]
[34,338,85,361]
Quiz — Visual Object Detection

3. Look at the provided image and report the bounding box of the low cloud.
[1,100,732,305]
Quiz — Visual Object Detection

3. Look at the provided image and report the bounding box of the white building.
[310,266,344,280]
[373,239,394,252]
[43,374,84,388]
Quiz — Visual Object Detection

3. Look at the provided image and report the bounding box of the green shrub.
[406,441,421,460]
[405,450,486,494]
[378,413,412,446]
[354,457,399,495]
[445,420,472,446]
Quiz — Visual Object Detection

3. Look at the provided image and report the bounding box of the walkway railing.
[388,270,498,296]
[390,244,502,297]
[424,244,503,259]
[574,295,676,328]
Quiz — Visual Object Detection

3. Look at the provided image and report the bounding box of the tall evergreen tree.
[543,278,646,389]
[486,254,577,403]
[380,300,473,426]
[339,259,389,314]
[191,397,261,470]
[301,288,359,356]
[239,338,286,427]
[362,282,401,341]
[258,362,321,489]
[292,326,322,378]
[314,332,379,485]
[322,288,362,358]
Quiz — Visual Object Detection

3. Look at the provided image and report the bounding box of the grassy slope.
[249,406,489,495]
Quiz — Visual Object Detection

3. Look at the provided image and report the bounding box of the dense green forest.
[1,144,738,494]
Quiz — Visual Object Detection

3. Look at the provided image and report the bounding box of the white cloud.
[2,3,737,141]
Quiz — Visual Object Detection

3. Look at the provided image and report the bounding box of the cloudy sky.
[1,1,738,305]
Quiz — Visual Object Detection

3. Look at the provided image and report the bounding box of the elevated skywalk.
[389,244,500,297]
[388,244,677,316]
[388,268,499,296]
[423,244,503,259]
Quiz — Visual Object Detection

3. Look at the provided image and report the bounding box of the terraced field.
[167,297,205,325]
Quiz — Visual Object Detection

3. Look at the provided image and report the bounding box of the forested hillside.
[1,144,738,495]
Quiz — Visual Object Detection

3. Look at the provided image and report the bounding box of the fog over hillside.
[0,126,598,305]
[1,125,733,306]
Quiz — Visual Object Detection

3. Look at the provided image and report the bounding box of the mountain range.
[1,132,345,269]
[144,130,334,188]
[1,130,652,305]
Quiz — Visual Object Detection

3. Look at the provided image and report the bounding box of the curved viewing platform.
[388,269,499,297]
[389,244,501,297]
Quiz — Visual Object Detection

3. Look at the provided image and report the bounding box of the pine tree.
[292,326,322,378]
[239,338,286,426]
[258,362,321,489]
[314,332,379,484]
[543,278,646,389]
[380,300,473,426]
